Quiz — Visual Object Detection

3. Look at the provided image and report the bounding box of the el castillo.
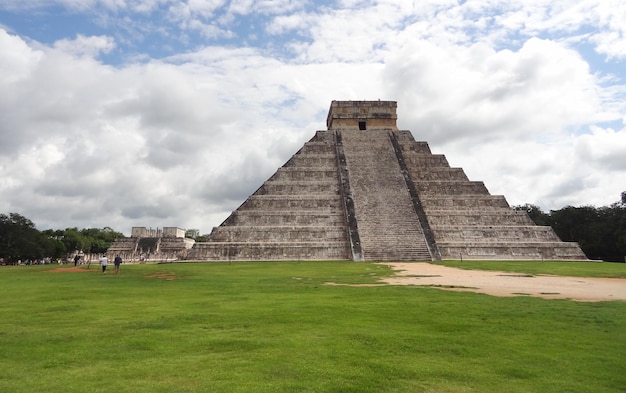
[108,100,587,262]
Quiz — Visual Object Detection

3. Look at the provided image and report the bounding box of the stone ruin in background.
[107,226,194,262]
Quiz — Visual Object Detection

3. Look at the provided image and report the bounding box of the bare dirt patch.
[144,271,177,281]
[377,263,626,302]
[48,267,90,273]
[325,282,385,287]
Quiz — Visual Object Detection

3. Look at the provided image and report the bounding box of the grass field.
[1,261,625,392]
[436,260,626,278]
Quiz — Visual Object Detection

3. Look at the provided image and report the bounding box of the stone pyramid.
[187,100,587,261]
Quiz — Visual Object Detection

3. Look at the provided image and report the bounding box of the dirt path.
[48,266,90,272]
[378,262,626,302]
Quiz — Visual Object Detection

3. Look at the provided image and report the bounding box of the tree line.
[2,193,626,263]
[515,193,626,262]
[0,213,123,264]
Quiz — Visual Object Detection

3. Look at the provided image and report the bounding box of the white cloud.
[592,31,626,60]
[226,0,303,16]
[0,0,625,234]
[225,0,254,15]
[266,13,309,35]
[575,125,626,172]
[167,0,226,22]
[53,34,116,57]
[387,37,606,145]
[0,29,44,83]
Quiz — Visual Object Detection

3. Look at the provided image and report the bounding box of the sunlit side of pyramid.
[187,101,587,261]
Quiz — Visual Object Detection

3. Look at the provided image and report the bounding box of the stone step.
[240,195,344,210]
[437,241,588,260]
[395,132,433,154]
[299,142,336,154]
[209,226,348,242]
[426,211,535,226]
[188,241,350,261]
[258,181,340,195]
[404,154,449,167]
[405,143,432,154]
[363,245,432,261]
[415,181,489,195]
[271,167,338,180]
[310,130,336,143]
[424,207,529,214]
[283,153,336,167]
[432,225,561,241]
[223,211,345,226]
[407,167,469,181]
[419,195,510,209]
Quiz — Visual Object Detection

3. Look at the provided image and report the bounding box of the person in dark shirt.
[114,255,123,275]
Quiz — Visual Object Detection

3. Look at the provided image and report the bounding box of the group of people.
[70,253,124,274]
[98,254,123,274]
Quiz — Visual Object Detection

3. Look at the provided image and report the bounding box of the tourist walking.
[114,255,122,275]
[99,254,108,274]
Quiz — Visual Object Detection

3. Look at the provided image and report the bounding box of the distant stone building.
[131,227,186,238]
[187,100,587,262]
[108,226,194,262]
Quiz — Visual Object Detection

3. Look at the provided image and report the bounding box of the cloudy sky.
[1,0,625,236]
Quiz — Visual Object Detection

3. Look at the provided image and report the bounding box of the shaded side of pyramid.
[188,100,587,261]
[187,130,354,261]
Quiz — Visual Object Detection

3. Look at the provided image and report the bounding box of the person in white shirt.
[99,254,108,274]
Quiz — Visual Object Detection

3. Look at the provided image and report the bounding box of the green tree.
[549,204,626,262]
[80,227,124,254]
[61,228,90,255]
[514,204,552,226]
[41,229,67,259]
[518,196,626,262]
[195,233,210,242]
[185,229,200,239]
[0,213,48,262]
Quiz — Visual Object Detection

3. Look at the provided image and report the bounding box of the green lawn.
[436,260,626,278]
[1,261,625,392]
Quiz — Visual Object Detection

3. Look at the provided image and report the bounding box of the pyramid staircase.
[337,129,431,260]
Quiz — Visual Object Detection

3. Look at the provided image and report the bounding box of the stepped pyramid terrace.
[184,100,587,262]
[107,227,195,262]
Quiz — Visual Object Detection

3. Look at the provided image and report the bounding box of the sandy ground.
[378,262,626,302]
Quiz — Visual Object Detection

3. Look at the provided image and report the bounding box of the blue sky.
[1,0,625,235]
[0,0,338,62]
